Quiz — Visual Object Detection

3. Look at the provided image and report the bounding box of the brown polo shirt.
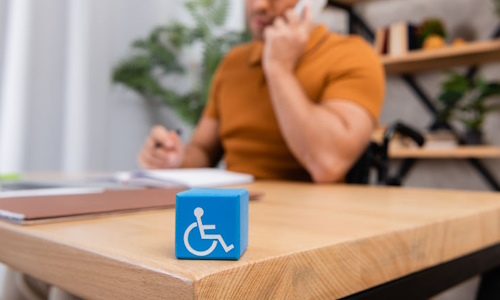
[204,25,385,181]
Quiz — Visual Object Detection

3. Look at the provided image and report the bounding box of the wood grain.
[1,182,500,299]
[382,39,500,75]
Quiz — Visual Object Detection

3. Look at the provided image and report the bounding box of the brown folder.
[0,188,263,225]
[0,188,184,225]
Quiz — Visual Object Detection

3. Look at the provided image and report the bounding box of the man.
[138,0,385,182]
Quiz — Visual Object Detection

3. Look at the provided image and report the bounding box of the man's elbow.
[308,158,349,184]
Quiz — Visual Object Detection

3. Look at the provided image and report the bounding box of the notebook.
[0,188,263,225]
[99,168,254,188]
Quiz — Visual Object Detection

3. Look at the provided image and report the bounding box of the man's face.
[245,0,298,41]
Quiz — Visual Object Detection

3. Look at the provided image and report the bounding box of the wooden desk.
[1,182,500,299]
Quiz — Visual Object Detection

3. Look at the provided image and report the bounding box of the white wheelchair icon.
[183,207,234,256]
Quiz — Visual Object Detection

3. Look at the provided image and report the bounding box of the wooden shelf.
[389,146,500,159]
[328,0,372,6]
[382,39,500,75]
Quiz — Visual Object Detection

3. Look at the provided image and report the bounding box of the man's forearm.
[181,144,215,168]
[264,66,364,182]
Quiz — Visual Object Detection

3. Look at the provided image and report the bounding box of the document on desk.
[0,188,184,225]
[0,187,104,198]
[0,182,262,225]
[98,168,254,188]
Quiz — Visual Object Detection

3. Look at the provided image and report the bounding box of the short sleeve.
[320,37,385,121]
[202,61,225,120]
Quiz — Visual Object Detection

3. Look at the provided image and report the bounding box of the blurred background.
[0,0,500,297]
[0,0,245,175]
[0,0,498,190]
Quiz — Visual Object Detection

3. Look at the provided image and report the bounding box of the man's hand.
[262,6,313,73]
[138,125,185,169]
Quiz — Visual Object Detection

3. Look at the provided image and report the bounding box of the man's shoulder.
[322,31,375,55]
[315,30,381,70]
[219,41,256,69]
[227,41,256,55]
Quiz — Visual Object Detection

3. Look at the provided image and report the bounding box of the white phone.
[294,0,327,20]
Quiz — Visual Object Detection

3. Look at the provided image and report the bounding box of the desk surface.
[1,182,500,299]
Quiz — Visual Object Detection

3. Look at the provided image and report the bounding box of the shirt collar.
[248,24,329,66]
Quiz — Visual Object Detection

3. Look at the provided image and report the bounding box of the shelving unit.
[382,39,500,75]
[327,0,500,191]
[328,2,500,294]
[330,0,369,5]
[389,146,500,159]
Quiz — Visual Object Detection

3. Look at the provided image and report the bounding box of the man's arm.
[182,117,223,168]
[265,67,374,183]
[263,7,377,183]
[138,117,222,169]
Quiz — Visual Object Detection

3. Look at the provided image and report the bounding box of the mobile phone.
[293,0,327,20]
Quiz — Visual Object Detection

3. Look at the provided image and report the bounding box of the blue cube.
[175,188,249,260]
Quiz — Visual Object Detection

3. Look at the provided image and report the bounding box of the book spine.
[408,24,420,50]
[374,27,386,55]
[389,22,408,56]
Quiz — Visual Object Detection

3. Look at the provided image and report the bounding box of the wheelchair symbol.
[183,207,234,257]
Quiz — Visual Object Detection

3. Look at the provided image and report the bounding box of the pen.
[155,129,182,149]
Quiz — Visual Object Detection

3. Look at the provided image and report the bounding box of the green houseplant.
[437,72,500,144]
[494,0,500,17]
[113,0,251,126]
[418,18,446,47]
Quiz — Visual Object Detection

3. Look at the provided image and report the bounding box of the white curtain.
[0,0,32,174]
[0,0,246,174]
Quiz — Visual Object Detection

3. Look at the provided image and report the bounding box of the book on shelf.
[422,132,459,149]
[375,21,420,56]
[390,131,458,149]
[374,27,389,55]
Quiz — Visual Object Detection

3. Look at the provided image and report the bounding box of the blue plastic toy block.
[175,188,249,260]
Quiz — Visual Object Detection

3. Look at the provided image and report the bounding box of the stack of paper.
[0,168,258,225]
[105,168,255,188]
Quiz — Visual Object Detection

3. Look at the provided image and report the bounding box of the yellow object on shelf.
[423,34,446,50]
[452,38,467,47]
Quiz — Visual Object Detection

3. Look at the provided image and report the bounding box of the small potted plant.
[436,72,500,144]
[418,18,447,50]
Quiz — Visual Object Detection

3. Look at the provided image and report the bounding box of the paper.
[102,168,254,188]
[0,187,105,199]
